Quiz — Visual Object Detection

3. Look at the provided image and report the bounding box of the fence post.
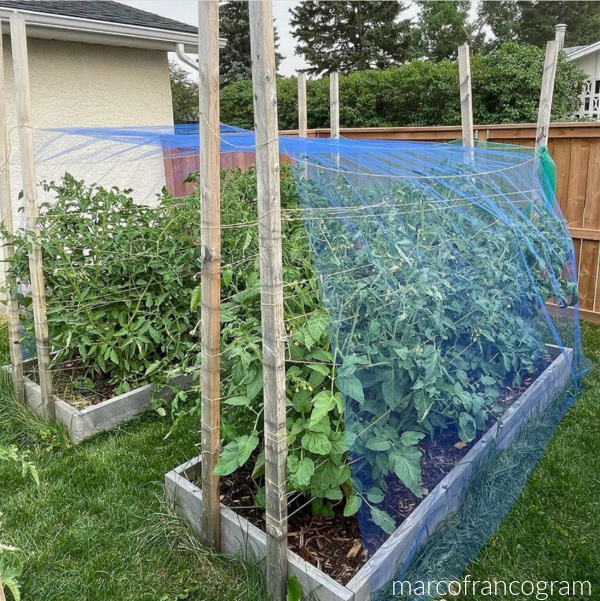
[298,72,307,137]
[458,44,474,148]
[248,2,288,600]
[555,24,567,50]
[330,71,339,139]
[0,23,24,403]
[10,13,53,419]
[198,0,221,551]
[536,40,560,149]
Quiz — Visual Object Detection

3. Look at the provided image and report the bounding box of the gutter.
[0,8,226,53]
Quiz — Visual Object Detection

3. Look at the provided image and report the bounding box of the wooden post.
[198,0,221,551]
[0,24,24,402]
[298,72,307,137]
[458,44,474,148]
[330,71,339,139]
[248,2,288,600]
[536,40,560,149]
[555,24,567,50]
[10,13,53,419]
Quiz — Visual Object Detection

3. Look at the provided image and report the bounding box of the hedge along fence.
[220,43,586,131]
[163,122,600,324]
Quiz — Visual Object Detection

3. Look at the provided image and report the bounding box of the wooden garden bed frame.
[20,360,193,444]
[165,346,572,601]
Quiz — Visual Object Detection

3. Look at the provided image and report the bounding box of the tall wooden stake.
[248,2,288,600]
[298,72,307,137]
[458,44,474,148]
[0,24,24,403]
[330,71,339,139]
[536,40,560,149]
[10,13,53,419]
[198,0,221,551]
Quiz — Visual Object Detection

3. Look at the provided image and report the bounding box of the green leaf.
[289,456,315,489]
[301,431,332,455]
[309,390,336,427]
[391,445,422,497]
[366,487,385,503]
[237,432,259,465]
[458,412,477,443]
[365,437,391,452]
[370,506,397,535]
[190,285,201,311]
[287,574,303,601]
[400,431,425,447]
[343,493,362,517]
[338,374,364,404]
[224,396,252,407]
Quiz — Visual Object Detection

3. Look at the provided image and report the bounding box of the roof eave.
[565,41,600,61]
[0,8,225,53]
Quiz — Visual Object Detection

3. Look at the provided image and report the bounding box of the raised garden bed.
[21,359,193,444]
[165,346,572,601]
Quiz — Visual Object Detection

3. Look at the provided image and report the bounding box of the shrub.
[220,42,586,130]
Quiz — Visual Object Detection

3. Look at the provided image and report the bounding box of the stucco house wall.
[2,34,174,225]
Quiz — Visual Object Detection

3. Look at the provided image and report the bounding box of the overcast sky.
[120,0,306,76]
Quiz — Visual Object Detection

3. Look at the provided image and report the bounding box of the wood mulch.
[26,359,120,408]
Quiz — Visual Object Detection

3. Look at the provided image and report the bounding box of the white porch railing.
[573,78,600,120]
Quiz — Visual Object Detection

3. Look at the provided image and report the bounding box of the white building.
[564,42,600,120]
[0,0,212,212]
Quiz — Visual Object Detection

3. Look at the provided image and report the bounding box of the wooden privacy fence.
[163,121,600,322]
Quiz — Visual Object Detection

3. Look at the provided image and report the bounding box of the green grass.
[0,330,265,600]
[460,321,600,599]
[1,321,600,600]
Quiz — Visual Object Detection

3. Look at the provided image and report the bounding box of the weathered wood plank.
[10,13,53,419]
[458,44,474,148]
[248,2,288,599]
[536,40,559,149]
[198,0,222,552]
[330,72,340,139]
[0,24,24,402]
[298,72,307,138]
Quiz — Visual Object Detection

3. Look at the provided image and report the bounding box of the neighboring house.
[564,42,600,120]
[0,0,217,212]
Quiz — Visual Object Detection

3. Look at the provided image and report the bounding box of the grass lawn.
[1,321,599,601]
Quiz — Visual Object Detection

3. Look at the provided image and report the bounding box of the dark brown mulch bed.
[214,356,553,585]
[26,359,122,408]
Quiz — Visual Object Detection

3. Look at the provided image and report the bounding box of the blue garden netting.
[27,124,586,600]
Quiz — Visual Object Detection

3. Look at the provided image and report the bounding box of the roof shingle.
[0,0,197,34]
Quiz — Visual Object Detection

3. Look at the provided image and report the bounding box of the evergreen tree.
[289,1,412,76]
[479,1,600,48]
[219,0,282,87]
[412,1,484,62]
[169,61,198,124]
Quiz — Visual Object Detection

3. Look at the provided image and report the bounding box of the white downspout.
[175,42,199,71]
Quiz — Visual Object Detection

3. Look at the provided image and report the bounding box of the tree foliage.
[289,1,412,76]
[221,43,586,130]
[412,1,484,61]
[479,0,600,48]
[169,61,198,124]
[219,0,282,88]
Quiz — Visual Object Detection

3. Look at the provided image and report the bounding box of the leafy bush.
[221,42,586,130]
[295,167,576,531]
[5,175,202,393]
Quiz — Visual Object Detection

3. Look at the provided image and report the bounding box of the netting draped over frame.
[29,125,585,600]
